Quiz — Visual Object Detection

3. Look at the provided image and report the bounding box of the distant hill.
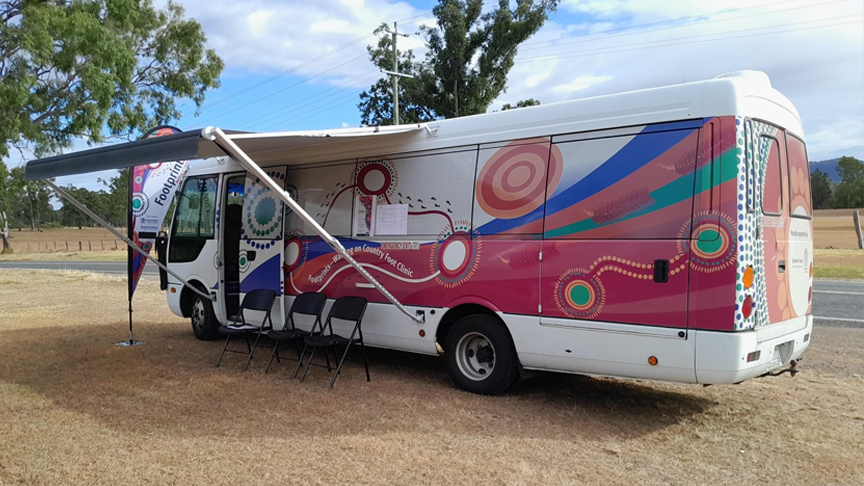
[810,158,841,183]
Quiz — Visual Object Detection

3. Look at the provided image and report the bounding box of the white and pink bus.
[26,71,813,394]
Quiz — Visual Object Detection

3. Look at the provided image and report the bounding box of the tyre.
[444,314,520,395]
[190,293,220,340]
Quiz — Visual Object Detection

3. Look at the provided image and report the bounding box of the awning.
[24,125,427,180]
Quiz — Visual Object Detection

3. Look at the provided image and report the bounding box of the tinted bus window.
[172,177,218,238]
[786,135,812,217]
[762,137,783,215]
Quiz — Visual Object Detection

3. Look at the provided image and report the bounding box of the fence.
[8,239,124,253]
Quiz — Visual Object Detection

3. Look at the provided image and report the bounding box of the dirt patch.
[0,270,863,486]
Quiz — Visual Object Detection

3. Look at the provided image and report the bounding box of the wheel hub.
[455,332,496,381]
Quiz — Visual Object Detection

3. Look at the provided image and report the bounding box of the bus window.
[761,137,783,215]
[786,134,812,218]
[173,177,217,238]
[170,176,217,263]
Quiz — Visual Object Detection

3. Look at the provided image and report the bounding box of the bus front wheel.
[190,295,220,341]
[444,314,520,395]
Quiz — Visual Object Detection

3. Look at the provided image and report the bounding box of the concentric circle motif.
[147,163,163,170]
[238,250,251,273]
[554,269,605,319]
[241,172,285,250]
[131,192,149,217]
[283,236,308,274]
[475,139,563,219]
[354,157,398,201]
[678,212,737,273]
[430,221,481,288]
[134,176,144,185]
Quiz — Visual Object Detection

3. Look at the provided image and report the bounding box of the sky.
[13,0,864,190]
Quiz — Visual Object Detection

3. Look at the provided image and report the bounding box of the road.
[0,261,861,327]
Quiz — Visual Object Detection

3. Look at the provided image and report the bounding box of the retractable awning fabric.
[24,125,426,180]
[25,125,428,324]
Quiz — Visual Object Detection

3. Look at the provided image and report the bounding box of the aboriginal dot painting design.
[676,211,737,274]
[737,119,780,330]
[283,230,308,274]
[131,191,149,217]
[353,157,399,203]
[554,269,605,319]
[430,221,482,288]
[238,250,251,272]
[241,170,285,251]
[476,139,563,219]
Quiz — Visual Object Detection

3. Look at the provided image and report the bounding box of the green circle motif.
[570,285,591,306]
[255,198,277,226]
[696,229,722,254]
[132,199,143,210]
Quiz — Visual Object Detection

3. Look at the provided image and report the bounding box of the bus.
[39,70,815,395]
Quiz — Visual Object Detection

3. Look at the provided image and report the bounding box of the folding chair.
[263,292,328,373]
[215,289,277,370]
[294,296,370,389]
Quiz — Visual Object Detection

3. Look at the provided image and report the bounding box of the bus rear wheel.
[444,314,520,395]
[191,295,220,341]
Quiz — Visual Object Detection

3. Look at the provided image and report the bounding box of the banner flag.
[129,126,188,296]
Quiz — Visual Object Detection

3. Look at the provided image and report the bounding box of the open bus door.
[237,167,287,327]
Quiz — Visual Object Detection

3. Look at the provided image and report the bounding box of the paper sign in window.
[376,204,408,235]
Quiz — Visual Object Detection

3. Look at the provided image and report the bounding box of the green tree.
[0,160,24,251]
[834,156,864,208]
[1,0,223,158]
[501,98,540,110]
[359,0,558,125]
[810,169,834,209]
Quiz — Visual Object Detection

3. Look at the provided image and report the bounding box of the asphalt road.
[1,261,861,327]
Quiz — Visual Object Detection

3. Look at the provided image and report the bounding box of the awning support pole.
[201,126,424,324]
[46,180,215,302]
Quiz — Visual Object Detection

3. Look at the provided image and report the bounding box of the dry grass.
[813,208,864,249]
[814,249,864,280]
[1,270,863,485]
[0,250,126,262]
[4,227,124,254]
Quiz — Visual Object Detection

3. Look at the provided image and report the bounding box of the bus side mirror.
[155,233,169,290]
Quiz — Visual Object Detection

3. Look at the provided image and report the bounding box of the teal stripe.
[543,148,738,238]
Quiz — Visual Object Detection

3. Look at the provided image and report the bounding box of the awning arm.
[46,180,215,303]
[201,126,425,324]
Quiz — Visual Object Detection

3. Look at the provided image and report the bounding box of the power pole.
[383,22,411,125]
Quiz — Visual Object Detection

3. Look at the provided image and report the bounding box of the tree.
[833,156,864,209]
[1,0,224,158]
[0,160,22,251]
[501,98,540,110]
[359,0,558,126]
[810,169,834,210]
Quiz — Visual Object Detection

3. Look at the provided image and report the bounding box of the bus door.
[238,167,287,327]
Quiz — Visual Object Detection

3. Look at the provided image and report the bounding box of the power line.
[258,88,369,132]
[185,53,368,129]
[522,0,851,48]
[197,12,434,111]
[520,0,855,53]
[242,70,381,130]
[517,16,863,64]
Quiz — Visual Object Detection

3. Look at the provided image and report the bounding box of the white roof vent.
[715,70,771,87]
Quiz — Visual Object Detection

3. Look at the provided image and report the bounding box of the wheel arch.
[179,279,209,318]
[435,303,516,351]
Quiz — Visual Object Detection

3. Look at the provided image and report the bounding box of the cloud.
[552,74,613,93]
[497,0,864,162]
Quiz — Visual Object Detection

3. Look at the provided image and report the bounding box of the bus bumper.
[694,315,812,384]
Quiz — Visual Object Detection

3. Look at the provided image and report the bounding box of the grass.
[0,250,126,262]
[1,269,864,485]
[814,249,864,280]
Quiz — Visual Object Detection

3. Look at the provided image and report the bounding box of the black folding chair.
[293,296,370,389]
[263,292,328,373]
[215,289,277,370]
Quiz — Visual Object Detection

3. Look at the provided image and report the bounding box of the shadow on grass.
[0,321,715,442]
